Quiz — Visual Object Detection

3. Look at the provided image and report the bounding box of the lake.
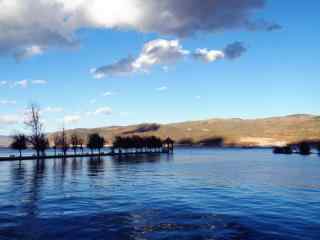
[0,148,319,240]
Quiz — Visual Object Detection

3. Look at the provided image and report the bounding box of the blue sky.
[0,0,319,134]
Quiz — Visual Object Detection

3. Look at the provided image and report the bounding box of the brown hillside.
[48,114,320,147]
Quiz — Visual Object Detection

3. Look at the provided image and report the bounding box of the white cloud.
[132,39,189,71]
[156,86,168,91]
[0,100,17,105]
[94,107,113,115]
[92,39,247,79]
[0,81,7,86]
[0,0,280,59]
[0,115,20,125]
[63,115,81,124]
[193,49,225,62]
[31,79,48,85]
[14,80,28,88]
[195,96,201,100]
[92,39,189,78]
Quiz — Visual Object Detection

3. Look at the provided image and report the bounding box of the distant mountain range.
[1,114,319,148]
[49,114,320,147]
[0,135,11,147]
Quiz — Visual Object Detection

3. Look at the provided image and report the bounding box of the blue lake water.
[0,148,319,240]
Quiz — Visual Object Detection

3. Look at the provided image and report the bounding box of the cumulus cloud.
[63,115,81,124]
[132,39,189,71]
[92,39,188,78]
[193,49,225,62]
[223,42,247,60]
[92,39,247,78]
[0,0,279,59]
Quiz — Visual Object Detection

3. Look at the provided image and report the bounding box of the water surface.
[0,148,319,240]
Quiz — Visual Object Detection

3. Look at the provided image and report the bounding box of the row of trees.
[9,104,174,158]
[273,141,320,155]
[11,131,106,158]
[10,104,107,158]
[112,136,166,153]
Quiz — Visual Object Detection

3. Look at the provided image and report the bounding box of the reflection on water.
[87,157,105,176]
[0,149,320,240]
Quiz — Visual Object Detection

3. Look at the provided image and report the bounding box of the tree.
[10,134,28,158]
[70,133,81,155]
[299,142,311,155]
[52,134,60,156]
[24,104,45,158]
[57,127,69,156]
[38,134,49,156]
[78,137,84,154]
[87,133,105,155]
[112,135,164,153]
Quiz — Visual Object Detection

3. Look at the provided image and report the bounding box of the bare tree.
[24,104,45,158]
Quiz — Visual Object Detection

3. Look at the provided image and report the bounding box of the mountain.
[0,135,11,147]
[49,114,320,147]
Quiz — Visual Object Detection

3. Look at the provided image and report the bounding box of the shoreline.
[0,150,171,162]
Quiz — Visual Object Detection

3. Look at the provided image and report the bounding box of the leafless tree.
[24,104,46,158]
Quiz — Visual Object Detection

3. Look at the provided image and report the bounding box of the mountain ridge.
[49,114,320,147]
[1,114,319,147]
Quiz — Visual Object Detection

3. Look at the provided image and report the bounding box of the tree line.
[10,104,174,158]
[273,141,320,155]
[10,104,106,158]
[112,136,165,153]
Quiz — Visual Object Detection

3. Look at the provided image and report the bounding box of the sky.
[0,0,319,135]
